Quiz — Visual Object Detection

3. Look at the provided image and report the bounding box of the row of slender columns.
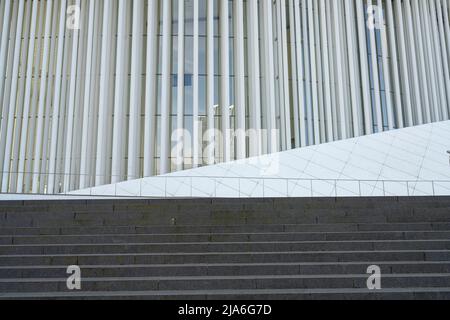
[1,0,450,194]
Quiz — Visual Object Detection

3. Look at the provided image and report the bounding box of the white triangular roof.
[75,121,450,198]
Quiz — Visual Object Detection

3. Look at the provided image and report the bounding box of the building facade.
[0,0,450,195]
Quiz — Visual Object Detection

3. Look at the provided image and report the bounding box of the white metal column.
[176,0,185,170]
[436,0,450,118]
[332,0,347,139]
[307,0,319,144]
[280,0,292,149]
[420,0,440,122]
[1,0,25,192]
[9,0,31,192]
[294,0,307,146]
[404,0,423,125]
[0,0,12,133]
[111,0,128,184]
[319,0,333,142]
[62,0,81,192]
[95,0,114,186]
[355,0,372,134]
[443,0,450,66]
[378,0,395,130]
[386,0,403,128]
[193,0,200,167]
[301,0,312,144]
[40,0,60,193]
[79,0,97,189]
[25,0,46,192]
[288,0,300,148]
[367,0,383,133]
[247,0,262,156]
[395,0,413,126]
[313,0,325,142]
[16,0,39,193]
[32,0,53,193]
[263,0,278,153]
[344,0,361,137]
[429,0,448,120]
[410,0,431,124]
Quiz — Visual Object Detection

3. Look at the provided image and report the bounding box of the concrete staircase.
[1,197,450,300]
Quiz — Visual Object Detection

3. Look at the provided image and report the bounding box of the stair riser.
[3,211,450,228]
[2,241,450,255]
[3,222,450,236]
[2,231,450,245]
[3,276,450,293]
[2,263,450,278]
[2,251,450,266]
[4,290,450,300]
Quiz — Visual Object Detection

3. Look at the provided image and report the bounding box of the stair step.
[1,197,449,212]
[2,250,450,266]
[2,230,450,245]
[2,287,450,300]
[3,210,450,228]
[1,262,450,278]
[3,274,450,293]
[2,240,450,255]
[2,222,450,236]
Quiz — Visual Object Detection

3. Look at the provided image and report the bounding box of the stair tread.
[3,287,450,299]
[4,273,450,283]
[3,239,450,247]
[2,260,449,269]
[5,230,450,237]
[2,248,450,257]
